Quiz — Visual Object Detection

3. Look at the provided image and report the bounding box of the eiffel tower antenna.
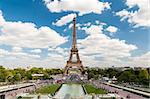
[64,17,84,75]
[72,17,76,49]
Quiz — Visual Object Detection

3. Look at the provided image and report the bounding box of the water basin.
[54,84,85,98]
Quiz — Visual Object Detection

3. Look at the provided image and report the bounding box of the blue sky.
[0,0,149,68]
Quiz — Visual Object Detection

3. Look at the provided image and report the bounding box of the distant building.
[32,74,44,77]
[31,74,44,80]
[101,77,110,82]
[113,66,132,71]
[27,65,32,70]
[112,76,117,83]
[134,67,144,71]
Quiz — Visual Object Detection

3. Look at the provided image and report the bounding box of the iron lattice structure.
[64,17,84,75]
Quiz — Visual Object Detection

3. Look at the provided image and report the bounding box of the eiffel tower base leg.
[64,65,84,75]
[64,66,69,75]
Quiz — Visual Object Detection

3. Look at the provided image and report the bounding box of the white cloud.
[116,9,136,22]
[0,7,149,68]
[77,25,137,67]
[106,26,118,33]
[68,23,73,29]
[43,0,111,16]
[0,47,43,68]
[68,22,90,30]
[53,13,76,26]
[0,47,68,68]
[0,49,9,57]
[95,20,100,24]
[30,49,42,53]
[75,24,103,34]
[83,22,91,27]
[0,11,5,25]
[12,47,23,52]
[128,52,150,67]
[0,11,67,48]
[1,23,149,68]
[84,25,103,34]
[116,0,150,27]
[0,48,40,60]
[67,21,107,32]
[95,20,107,26]
[0,10,69,68]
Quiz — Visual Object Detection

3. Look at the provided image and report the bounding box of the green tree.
[87,72,95,80]
[25,71,32,80]
[14,68,26,80]
[43,73,50,80]
[13,73,21,82]
[138,69,149,85]
[118,70,137,83]
[0,66,11,82]
[30,67,44,74]
[105,68,119,78]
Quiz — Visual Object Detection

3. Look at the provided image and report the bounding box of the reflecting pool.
[54,84,85,98]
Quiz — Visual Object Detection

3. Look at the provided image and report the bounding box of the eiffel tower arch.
[64,17,84,75]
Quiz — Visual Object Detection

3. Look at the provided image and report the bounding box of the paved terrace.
[0,83,35,93]
[106,83,150,98]
[92,81,150,99]
[0,80,52,99]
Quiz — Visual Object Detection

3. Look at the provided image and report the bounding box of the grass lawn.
[35,84,61,94]
[84,84,107,94]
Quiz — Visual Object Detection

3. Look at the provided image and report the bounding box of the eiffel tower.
[64,17,84,75]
